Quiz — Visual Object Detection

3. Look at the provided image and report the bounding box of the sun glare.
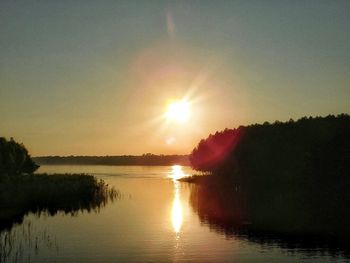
[169,165,185,234]
[172,187,183,234]
[166,100,191,123]
[169,165,187,180]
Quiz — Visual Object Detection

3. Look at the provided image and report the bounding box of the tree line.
[189,114,350,241]
[33,153,189,166]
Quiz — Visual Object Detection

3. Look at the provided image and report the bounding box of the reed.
[0,173,119,230]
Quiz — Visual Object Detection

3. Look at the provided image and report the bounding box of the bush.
[0,138,39,175]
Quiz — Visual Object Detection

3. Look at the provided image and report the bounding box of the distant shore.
[33,154,190,166]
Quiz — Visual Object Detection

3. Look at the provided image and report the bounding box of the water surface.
[1,165,349,262]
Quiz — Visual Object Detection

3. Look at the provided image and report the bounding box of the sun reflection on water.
[172,183,182,234]
[169,165,188,235]
[169,165,187,180]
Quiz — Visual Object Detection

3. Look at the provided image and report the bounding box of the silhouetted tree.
[189,114,350,240]
[0,137,39,175]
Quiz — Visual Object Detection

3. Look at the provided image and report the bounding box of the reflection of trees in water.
[189,183,350,260]
[0,182,120,262]
[0,175,120,232]
[189,115,350,244]
[0,218,58,263]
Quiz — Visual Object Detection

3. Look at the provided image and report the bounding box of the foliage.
[188,114,350,241]
[0,137,39,175]
[0,173,119,231]
[0,138,118,235]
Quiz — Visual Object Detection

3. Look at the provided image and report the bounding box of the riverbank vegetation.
[0,173,119,230]
[186,114,350,242]
[0,138,118,231]
[0,137,39,175]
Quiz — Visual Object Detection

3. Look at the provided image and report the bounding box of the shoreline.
[178,174,350,245]
[0,173,118,231]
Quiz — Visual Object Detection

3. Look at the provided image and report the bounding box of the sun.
[166,100,191,123]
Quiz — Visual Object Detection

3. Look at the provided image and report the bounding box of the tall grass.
[0,173,119,230]
[0,218,58,263]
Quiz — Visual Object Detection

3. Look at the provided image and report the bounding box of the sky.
[1,1,350,156]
